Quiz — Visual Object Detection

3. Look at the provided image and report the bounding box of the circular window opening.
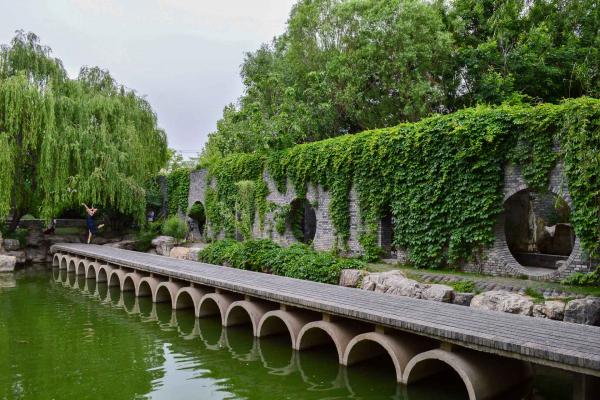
[504,189,575,270]
[288,198,316,244]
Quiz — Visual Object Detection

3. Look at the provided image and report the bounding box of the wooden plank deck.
[51,243,600,376]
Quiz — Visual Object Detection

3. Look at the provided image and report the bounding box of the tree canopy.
[200,0,600,163]
[0,31,168,227]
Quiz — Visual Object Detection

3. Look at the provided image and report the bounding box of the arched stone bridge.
[51,244,600,400]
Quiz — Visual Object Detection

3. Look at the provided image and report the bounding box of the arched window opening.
[288,198,317,244]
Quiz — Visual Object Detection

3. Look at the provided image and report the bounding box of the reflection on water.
[0,268,575,400]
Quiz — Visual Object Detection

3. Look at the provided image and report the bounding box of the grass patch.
[452,280,476,293]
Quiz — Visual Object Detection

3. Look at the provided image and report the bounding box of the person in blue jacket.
[82,203,104,244]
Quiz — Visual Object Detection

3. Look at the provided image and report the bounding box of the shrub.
[451,280,476,293]
[188,202,205,223]
[162,216,188,241]
[198,239,364,284]
[561,268,600,287]
[134,221,162,252]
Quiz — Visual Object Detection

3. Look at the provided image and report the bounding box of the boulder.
[533,300,565,321]
[6,250,26,264]
[564,298,600,325]
[146,249,157,255]
[152,236,176,256]
[470,290,534,316]
[151,236,176,247]
[170,246,194,260]
[361,271,405,291]
[360,273,379,291]
[3,238,20,251]
[385,277,423,298]
[453,292,474,306]
[421,284,455,303]
[26,246,50,263]
[187,248,202,262]
[339,269,366,287]
[0,255,17,272]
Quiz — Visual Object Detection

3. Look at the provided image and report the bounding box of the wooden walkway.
[51,243,600,377]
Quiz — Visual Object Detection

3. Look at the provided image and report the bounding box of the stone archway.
[504,189,575,271]
[288,198,317,244]
[187,201,206,239]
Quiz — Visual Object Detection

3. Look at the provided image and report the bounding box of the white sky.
[0,0,297,156]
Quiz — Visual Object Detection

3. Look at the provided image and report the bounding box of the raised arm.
[82,203,92,215]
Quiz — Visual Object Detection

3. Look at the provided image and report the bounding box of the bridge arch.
[154,281,184,308]
[52,254,61,267]
[174,286,208,316]
[108,269,126,288]
[85,262,98,279]
[342,331,435,383]
[67,258,77,273]
[59,255,68,270]
[224,300,277,335]
[138,276,162,297]
[257,309,320,348]
[197,292,240,323]
[96,265,113,283]
[76,260,86,276]
[403,349,532,400]
[295,320,363,364]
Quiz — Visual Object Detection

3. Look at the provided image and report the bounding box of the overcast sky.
[0,0,297,157]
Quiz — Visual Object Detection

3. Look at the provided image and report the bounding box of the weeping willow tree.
[0,31,168,230]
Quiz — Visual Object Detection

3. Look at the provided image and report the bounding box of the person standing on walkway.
[82,203,104,244]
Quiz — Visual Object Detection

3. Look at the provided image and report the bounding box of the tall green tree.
[201,0,600,162]
[0,31,168,229]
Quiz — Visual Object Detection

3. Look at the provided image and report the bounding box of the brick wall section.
[189,161,589,281]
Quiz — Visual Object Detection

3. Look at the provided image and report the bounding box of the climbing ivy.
[200,98,600,268]
[166,168,190,216]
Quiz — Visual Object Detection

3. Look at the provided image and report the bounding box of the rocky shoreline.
[340,269,600,326]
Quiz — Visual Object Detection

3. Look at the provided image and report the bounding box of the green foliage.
[162,216,188,241]
[187,202,205,224]
[524,287,545,303]
[201,98,600,268]
[167,168,190,216]
[0,32,168,227]
[198,239,365,284]
[0,224,28,248]
[561,268,600,287]
[273,205,290,235]
[451,280,476,293]
[134,221,162,252]
[201,0,599,161]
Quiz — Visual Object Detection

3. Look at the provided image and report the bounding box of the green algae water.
[0,267,573,400]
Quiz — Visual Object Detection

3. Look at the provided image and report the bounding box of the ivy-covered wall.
[189,98,600,280]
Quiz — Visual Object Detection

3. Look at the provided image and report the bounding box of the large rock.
[361,270,406,291]
[421,284,454,303]
[453,292,475,306]
[26,246,50,263]
[0,255,17,272]
[339,269,366,287]
[152,236,176,256]
[6,250,26,264]
[470,290,534,316]
[151,236,176,247]
[170,246,194,260]
[3,238,20,251]
[385,277,423,298]
[533,300,565,321]
[564,298,600,325]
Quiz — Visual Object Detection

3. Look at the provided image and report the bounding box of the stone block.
[564,298,600,326]
[421,284,454,303]
[453,292,474,306]
[3,238,20,251]
[470,290,534,316]
[0,255,17,272]
[338,269,365,288]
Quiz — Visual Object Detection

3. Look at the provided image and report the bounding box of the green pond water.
[0,266,573,400]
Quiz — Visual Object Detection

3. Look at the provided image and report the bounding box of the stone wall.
[188,161,589,281]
